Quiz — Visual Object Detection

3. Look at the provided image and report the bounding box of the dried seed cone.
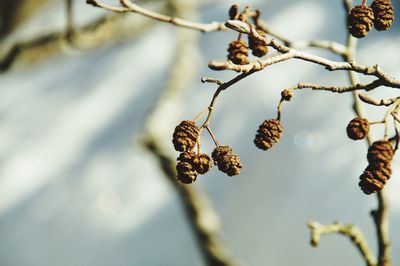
[227,40,249,65]
[359,164,392,194]
[212,146,242,176]
[193,153,212,175]
[346,117,370,140]
[172,120,199,152]
[229,4,239,20]
[254,119,283,150]
[348,5,375,38]
[176,152,199,184]
[367,140,393,165]
[248,30,268,57]
[281,89,293,101]
[371,0,394,31]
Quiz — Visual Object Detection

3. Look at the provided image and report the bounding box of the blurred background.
[0,0,399,265]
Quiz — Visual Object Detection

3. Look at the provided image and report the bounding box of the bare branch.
[87,0,226,32]
[358,94,399,107]
[0,10,159,72]
[222,20,400,89]
[308,221,377,266]
[293,80,384,93]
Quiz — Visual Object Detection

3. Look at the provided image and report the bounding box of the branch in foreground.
[372,192,391,266]
[292,80,384,94]
[308,221,377,266]
[87,0,226,32]
[358,93,399,107]
[219,20,400,89]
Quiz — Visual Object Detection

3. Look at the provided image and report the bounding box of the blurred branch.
[144,140,238,266]
[65,0,74,43]
[0,6,164,72]
[257,21,348,56]
[308,221,376,266]
[140,1,237,265]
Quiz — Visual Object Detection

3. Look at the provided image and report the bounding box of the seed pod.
[227,40,249,65]
[254,119,283,150]
[346,117,369,140]
[172,120,200,152]
[212,146,242,176]
[359,164,392,194]
[229,4,239,20]
[367,140,393,165]
[193,153,212,175]
[281,89,293,101]
[371,0,394,31]
[348,5,375,38]
[248,29,268,57]
[176,152,199,184]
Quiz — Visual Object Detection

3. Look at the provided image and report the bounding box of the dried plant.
[1,0,399,265]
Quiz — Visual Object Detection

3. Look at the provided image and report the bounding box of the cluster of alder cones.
[347,117,395,194]
[226,5,269,65]
[348,0,394,38]
[172,120,242,184]
[171,90,293,184]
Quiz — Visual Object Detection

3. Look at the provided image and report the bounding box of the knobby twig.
[211,20,400,89]
[308,221,376,266]
[86,0,226,32]
[358,94,400,107]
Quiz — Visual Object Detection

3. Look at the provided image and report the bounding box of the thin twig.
[358,94,400,107]
[308,221,377,266]
[87,0,226,32]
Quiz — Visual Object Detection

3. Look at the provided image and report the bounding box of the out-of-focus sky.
[0,0,399,265]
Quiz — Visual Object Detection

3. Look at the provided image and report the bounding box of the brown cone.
[371,0,394,31]
[254,119,283,150]
[227,40,249,65]
[172,120,199,152]
[212,146,242,176]
[281,89,293,101]
[346,117,370,140]
[193,153,212,175]
[348,5,375,38]
[176,152,199,184]
[248,29,268,57]
[367,140,393,165]
[359,163,392,194]
[229,4,239,20]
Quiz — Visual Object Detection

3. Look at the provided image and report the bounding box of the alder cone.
[254,119,283,150]
[371,0,394,31]
[346,117,369,140]
[193,153,212,175]
[281,89,293,101]
[359,164,392,194]
[367,140,393,165]
[212,146,242,176]
[176,152,199,184]
[248,30,268,57]
[228,4,239,20]
[172,120,199,152]
[348,5,375,38]
[227,40,249,65]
